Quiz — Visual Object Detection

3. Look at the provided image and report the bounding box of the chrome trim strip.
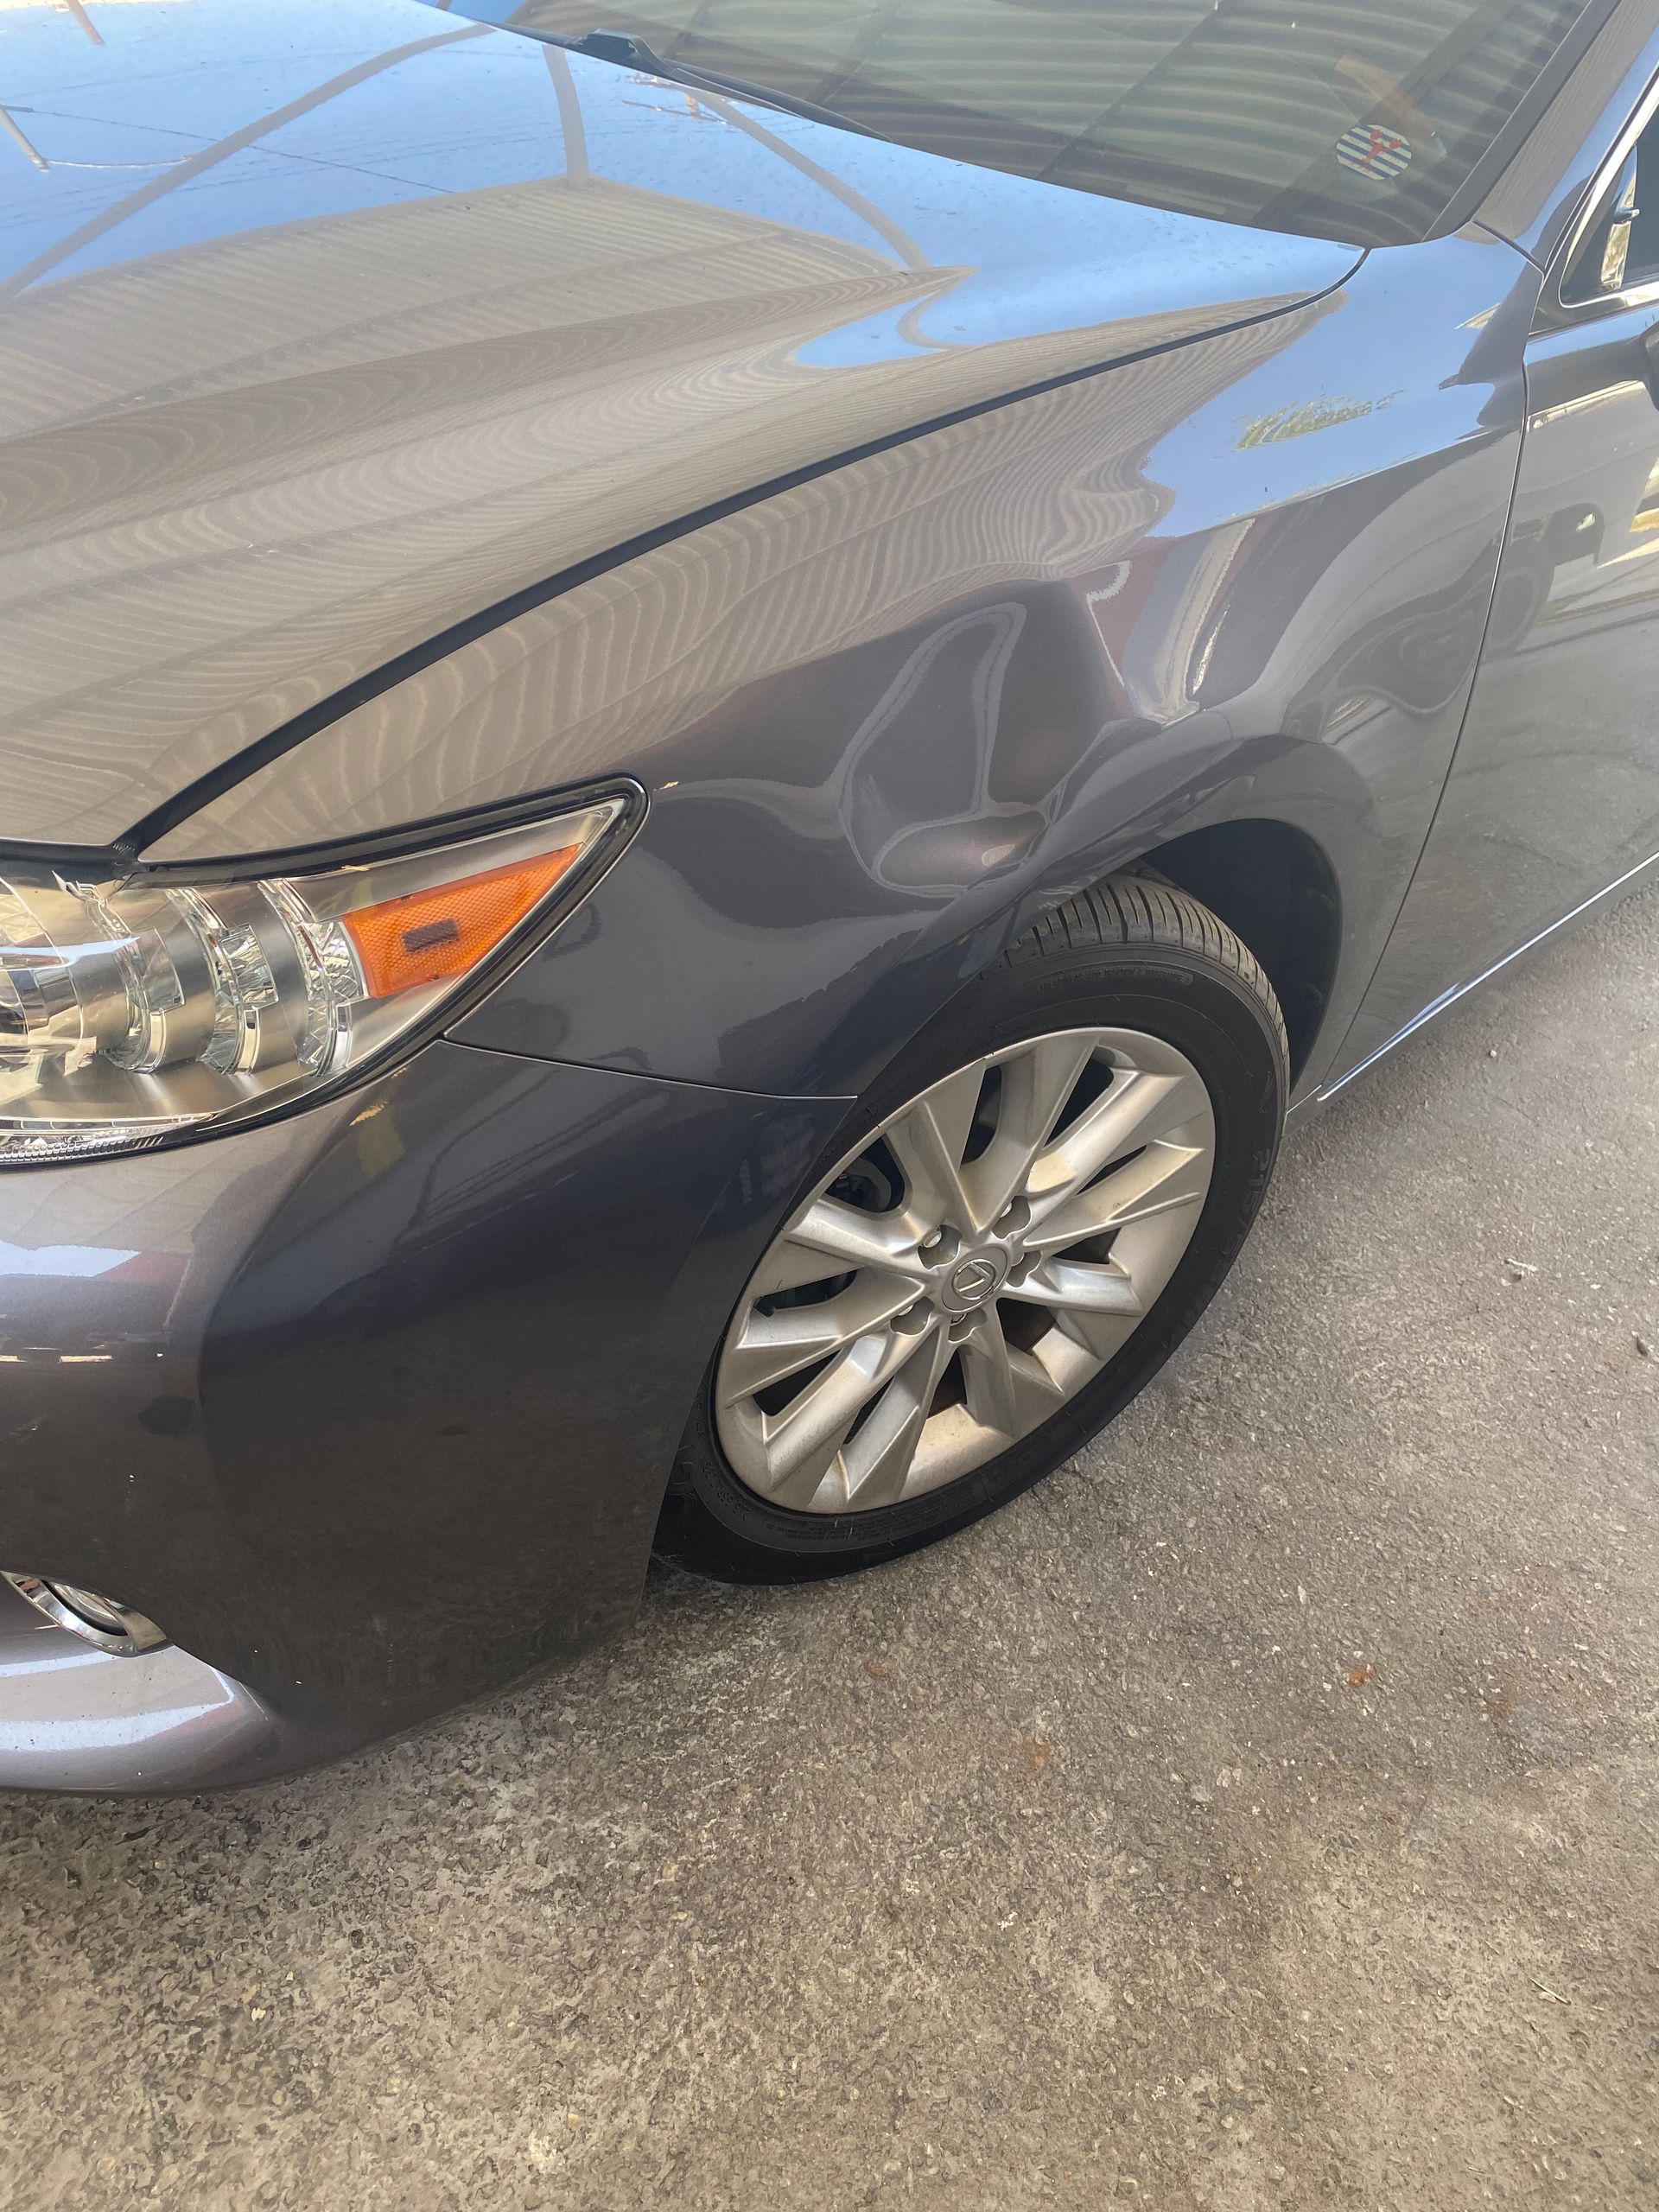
[2,1573,167,1656]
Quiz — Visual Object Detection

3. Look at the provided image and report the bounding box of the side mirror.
[1598,148,1641,293]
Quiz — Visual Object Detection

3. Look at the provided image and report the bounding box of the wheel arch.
[1122,817,1341,1084]
[843,723,1363,1113]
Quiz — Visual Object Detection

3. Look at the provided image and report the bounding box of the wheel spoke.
[1023,1066,1209,1227]
[1051,1302,1142,1363]
[963,1033,1096,1232]
[958,1309,1020,1438]
[1103,1205,1210,1311]
[750,1194,925,1298]
[1024,1138,1211,1256]
[841,1318,954,1510]
[756,1325,930,1507]
[720,1273,921,1403]
[1007,1254,1141,1316]
[1001,1255,1143,1368]
[882,1061,983,1234]
[957,1303,1065,1439]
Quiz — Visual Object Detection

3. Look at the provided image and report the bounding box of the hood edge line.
[112,246,1364,861]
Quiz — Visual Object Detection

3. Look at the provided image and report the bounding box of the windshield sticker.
[1335,123,1413,185]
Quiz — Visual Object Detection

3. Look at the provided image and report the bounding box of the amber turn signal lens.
[343,845,581,996]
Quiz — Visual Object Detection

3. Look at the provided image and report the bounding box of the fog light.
[3,1572,168,1655]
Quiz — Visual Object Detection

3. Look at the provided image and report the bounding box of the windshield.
[467,0,1600,247]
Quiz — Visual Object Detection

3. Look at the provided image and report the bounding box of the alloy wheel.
[715,1027,1216,1514]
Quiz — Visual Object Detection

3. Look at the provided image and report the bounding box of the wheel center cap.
[941,1248,1010,1313]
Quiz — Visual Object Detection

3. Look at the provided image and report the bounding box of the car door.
[1329,70,1659,1079]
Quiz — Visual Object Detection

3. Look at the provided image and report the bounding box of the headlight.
[0,793,632,1165]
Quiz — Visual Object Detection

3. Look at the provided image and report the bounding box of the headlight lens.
[0,796,627,1165]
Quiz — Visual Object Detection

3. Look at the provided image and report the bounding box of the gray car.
[3,0,1657,1792]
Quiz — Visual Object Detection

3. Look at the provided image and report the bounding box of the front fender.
[150,232,1541,1105]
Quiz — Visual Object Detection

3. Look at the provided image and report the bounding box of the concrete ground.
[2,889,1656,2212]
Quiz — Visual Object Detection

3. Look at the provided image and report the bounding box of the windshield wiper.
[521,24,882,140]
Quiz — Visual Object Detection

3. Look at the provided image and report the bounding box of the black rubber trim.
[132,775,645,881]
[0,779,645,883]
[0,836,132,874]
[105,261,1363,858]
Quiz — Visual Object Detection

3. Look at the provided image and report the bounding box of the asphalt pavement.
[2,884,1656,2212]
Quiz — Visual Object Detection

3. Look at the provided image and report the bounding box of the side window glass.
[1564,113,1659,302]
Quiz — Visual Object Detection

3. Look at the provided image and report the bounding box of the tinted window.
[480,0,1599,246]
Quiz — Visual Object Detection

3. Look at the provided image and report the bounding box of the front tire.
[658,878,1287,1580]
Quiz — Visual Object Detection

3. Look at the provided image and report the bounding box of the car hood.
[0,0,1361,851]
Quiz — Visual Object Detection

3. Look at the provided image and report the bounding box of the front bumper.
[0,1037,847,1791]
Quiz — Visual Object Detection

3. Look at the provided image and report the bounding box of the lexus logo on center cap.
[949,1256,1001,1303]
